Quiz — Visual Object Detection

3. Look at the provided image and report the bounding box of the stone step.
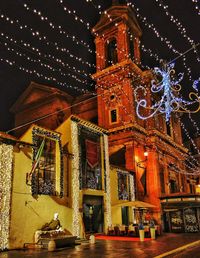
[24,243,43,249]
[39,236,77,249]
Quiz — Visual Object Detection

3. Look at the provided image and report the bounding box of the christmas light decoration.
[0,41,90,86]
[2,2,197,95]
[127,2,196,82]
[103,135,112,227]
[135,62,200,122]
[23,3,92,53]
[129,174,135,201]
[0,31,92,87]
[71,121,80,237]
[179,120,200,156]
[0,12,94,69]
[0,144,13,250]
[191,0,200,15]
[168,117,200,172]
[0,12,90,78]
[0,56,88,93]
[188,113,200,135]
[58,0,90,30]
[155,0,199,62]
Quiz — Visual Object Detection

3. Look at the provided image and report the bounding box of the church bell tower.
[92,0,149,130]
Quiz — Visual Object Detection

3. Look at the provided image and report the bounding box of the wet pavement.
[0,233,200,258]
[167,244,200,258]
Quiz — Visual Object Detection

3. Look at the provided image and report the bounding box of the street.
[0,233,200,258]
[167,244,200,258]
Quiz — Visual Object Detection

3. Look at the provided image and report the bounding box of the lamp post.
[136,151,148,197]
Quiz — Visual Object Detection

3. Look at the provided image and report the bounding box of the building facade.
[1,0,200,251]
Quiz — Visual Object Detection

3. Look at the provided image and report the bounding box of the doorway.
[83,195,104,233]
[121,207,129,225]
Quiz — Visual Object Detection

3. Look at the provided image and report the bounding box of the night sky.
[0,0,199,138]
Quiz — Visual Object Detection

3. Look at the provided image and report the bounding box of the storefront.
[160,194,200,233]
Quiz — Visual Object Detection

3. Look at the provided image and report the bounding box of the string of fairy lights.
[155,0,200,62]
[0,1,200,250]
[1,0,199,151]
[0,41,91,87]
[1,0,199,90]
[0,2,199,176]
[127,2,197,83]
[191,0,200,16]
[1,0,198,158]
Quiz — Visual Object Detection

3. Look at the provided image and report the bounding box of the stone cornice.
[148,129,188,154]
[108,121,147,136]
[70,115,108,134]
[92,59,143,80]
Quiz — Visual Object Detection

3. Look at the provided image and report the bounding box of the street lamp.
[137,151,148,168]
[136,151,148,196]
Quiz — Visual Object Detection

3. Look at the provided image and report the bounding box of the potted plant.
[149,219,156,240]
[138,222,144,241]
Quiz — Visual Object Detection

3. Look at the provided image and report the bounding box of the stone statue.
[41,213,61,231]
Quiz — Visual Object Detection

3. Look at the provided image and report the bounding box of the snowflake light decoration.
[134,63,200,122]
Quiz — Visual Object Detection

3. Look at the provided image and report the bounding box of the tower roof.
[92,3,142,37]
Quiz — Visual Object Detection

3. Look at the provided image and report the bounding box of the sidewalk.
[0,233,200,258]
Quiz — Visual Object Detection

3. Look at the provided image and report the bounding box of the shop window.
[110,109,118,123]
[106,38,118,67]
[32,136,56,195]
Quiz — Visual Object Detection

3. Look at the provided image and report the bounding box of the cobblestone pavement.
[0,233,200,258]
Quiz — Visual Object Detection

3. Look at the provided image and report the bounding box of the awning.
[112,200,156,209]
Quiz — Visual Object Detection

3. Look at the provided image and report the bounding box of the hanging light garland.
[0,12,94,69]
[191,0,200,16]
[23,3,92,53]
[188,113,200,135]
[0,56,89,93]
[71,121,80,237]
[0,13,90,79]
[0,41,91,86]
[127,1,197,82]
[155,0,200,62]
[168,116,200,172]
[0,143,13,250]
[58,0,90,31]
[2,1,197,96]
[0,31,92,85]
[135,62,200,122]
[103,135,112,228]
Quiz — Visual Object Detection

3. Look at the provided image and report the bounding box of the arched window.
[106,38,118,67]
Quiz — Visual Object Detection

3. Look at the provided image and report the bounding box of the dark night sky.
[0,0,199,137]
